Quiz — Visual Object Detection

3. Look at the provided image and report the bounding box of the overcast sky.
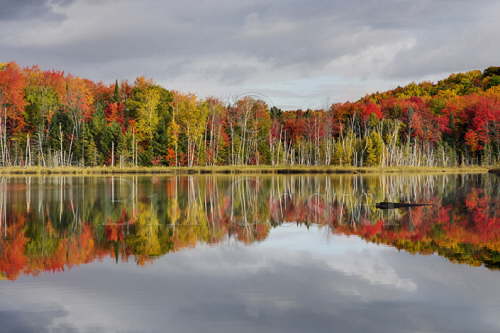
[1,0,499,109]
[2,226,499,332]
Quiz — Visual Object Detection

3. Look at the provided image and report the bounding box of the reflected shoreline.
[1,173,498,280]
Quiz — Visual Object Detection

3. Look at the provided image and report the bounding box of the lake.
[0,173,498,332]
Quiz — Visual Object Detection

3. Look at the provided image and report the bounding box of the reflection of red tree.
[0,222,27,280]
[360,219,384,238]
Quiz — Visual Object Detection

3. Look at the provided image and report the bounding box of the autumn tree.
[0,62,26,166]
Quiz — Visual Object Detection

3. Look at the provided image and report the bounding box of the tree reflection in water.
[0,173,498,280]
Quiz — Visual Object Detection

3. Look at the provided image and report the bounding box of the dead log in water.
[376,202,433,209]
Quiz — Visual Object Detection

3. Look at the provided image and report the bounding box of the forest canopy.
[0,62,499,167]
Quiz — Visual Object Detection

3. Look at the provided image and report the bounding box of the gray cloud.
[0,308,83,333]
[0,0,74,21]
[0,0,498,107]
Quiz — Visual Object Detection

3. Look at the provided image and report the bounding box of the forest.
[0,62,499,168]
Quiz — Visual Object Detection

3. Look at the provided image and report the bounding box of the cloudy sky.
[1,0,499,109]
[1,226,499,332]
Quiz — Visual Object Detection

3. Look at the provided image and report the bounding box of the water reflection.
[0,174,498,280]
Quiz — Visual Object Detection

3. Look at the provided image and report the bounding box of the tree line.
[0,62,499,167]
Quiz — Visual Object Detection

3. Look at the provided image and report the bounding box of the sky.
[0,0,499,109]
[1,225,499,333]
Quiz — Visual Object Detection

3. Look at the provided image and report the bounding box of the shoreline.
[0,165,493,176]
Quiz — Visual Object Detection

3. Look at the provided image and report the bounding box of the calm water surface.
[0,173,498,332]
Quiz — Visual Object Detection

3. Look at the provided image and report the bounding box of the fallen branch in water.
[376,202,433,209]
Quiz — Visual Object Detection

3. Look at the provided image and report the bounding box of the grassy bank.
[0,165,493,175]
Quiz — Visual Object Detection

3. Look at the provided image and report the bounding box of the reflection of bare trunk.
[25,177,31,213]
[59,177,64,222]
[132,175,137,221]
[112,176,115,203]
[0,177,6,238]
